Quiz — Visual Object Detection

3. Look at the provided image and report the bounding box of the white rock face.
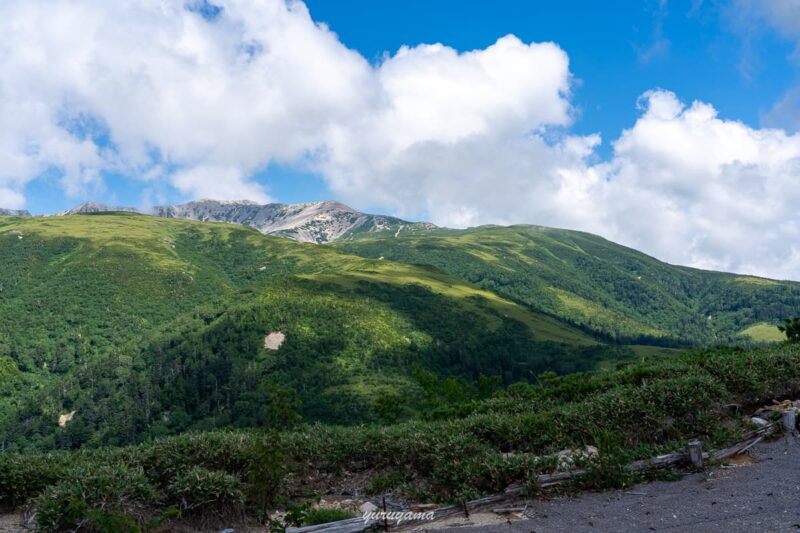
[152,199,435,243]
[0,208,31,216]
[55,202,139,216]
[58,410,77,427]
[264,332,286,350]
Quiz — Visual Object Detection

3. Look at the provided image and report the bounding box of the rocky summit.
[0,208,30,216]
[151,199,436,243]
[1,199,436,244]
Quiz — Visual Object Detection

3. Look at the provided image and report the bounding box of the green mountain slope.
[336,225,800,344]
[0,213,629,451]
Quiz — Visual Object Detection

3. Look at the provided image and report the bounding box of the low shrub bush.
[1,343,796,530]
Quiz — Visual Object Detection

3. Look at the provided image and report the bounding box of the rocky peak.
[153,199,435,243]
[57,202,139,216]
[0,208,31,216]
[42,199,435,244]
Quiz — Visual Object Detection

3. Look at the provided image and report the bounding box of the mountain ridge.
[55,201,140,216]
[3,199,436,244]
[0,208,31,216]
[336,224,800,344]
[5,200,800,343]
[151,199,436,243]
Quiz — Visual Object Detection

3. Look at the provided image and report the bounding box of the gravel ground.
[0,513,26,533]
[437,437,800,533]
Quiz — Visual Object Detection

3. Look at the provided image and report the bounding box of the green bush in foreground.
[0,452,69,510]
[34,465,163,532]
[1,343,797,531]
[168,466,245,516]
[303,508,356,526]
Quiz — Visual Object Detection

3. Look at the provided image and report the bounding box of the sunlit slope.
[0,213,592,370]
[0,213,626,447]
[0,212,326,372]
[337,225,800,344]
[738,322,785,343]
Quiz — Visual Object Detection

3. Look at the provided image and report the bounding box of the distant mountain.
[152,199,435,243]
[0,208,31,216]
[34,199,435,244]
[55,202,139,216]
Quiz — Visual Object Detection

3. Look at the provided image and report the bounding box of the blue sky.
[3,0,800,278]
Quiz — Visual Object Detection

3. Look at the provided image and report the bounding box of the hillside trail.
[434,437,800,533]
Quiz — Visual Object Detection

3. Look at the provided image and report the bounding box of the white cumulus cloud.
[318,35,576,223]
[580,91,800,279]
[0,0,373,203]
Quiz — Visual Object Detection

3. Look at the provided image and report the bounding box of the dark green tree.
[778,317,800,342]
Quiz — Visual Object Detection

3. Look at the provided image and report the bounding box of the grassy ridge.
[336,225,800,344]
[0,213,619,452]
[3,343,798,531]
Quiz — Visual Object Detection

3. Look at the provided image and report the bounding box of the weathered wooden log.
[626,451,685,472]
[712,433,767,460]
[536,469,587,487]
[287,517,370,533]
[394,487,534,529]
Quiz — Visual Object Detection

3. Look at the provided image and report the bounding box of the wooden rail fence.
[287,420,781,533]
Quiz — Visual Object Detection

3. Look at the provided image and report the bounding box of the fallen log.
[287,517,371,533]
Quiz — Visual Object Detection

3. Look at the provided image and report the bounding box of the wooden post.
[687,439,704,470]
[782,409,797,435]
[382,496,388,532]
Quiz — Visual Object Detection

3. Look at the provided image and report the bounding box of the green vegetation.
[337,225,800,344]
[303,508,356,526]
[4,213,800,530]
[0,213,623,452]
[2,343,798,531]
[739,322,785,342]
[778,316,800,342]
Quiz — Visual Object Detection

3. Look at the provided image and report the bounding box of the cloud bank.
[1,0,800,279]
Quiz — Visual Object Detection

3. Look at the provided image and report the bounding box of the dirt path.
[437,437,800,533]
